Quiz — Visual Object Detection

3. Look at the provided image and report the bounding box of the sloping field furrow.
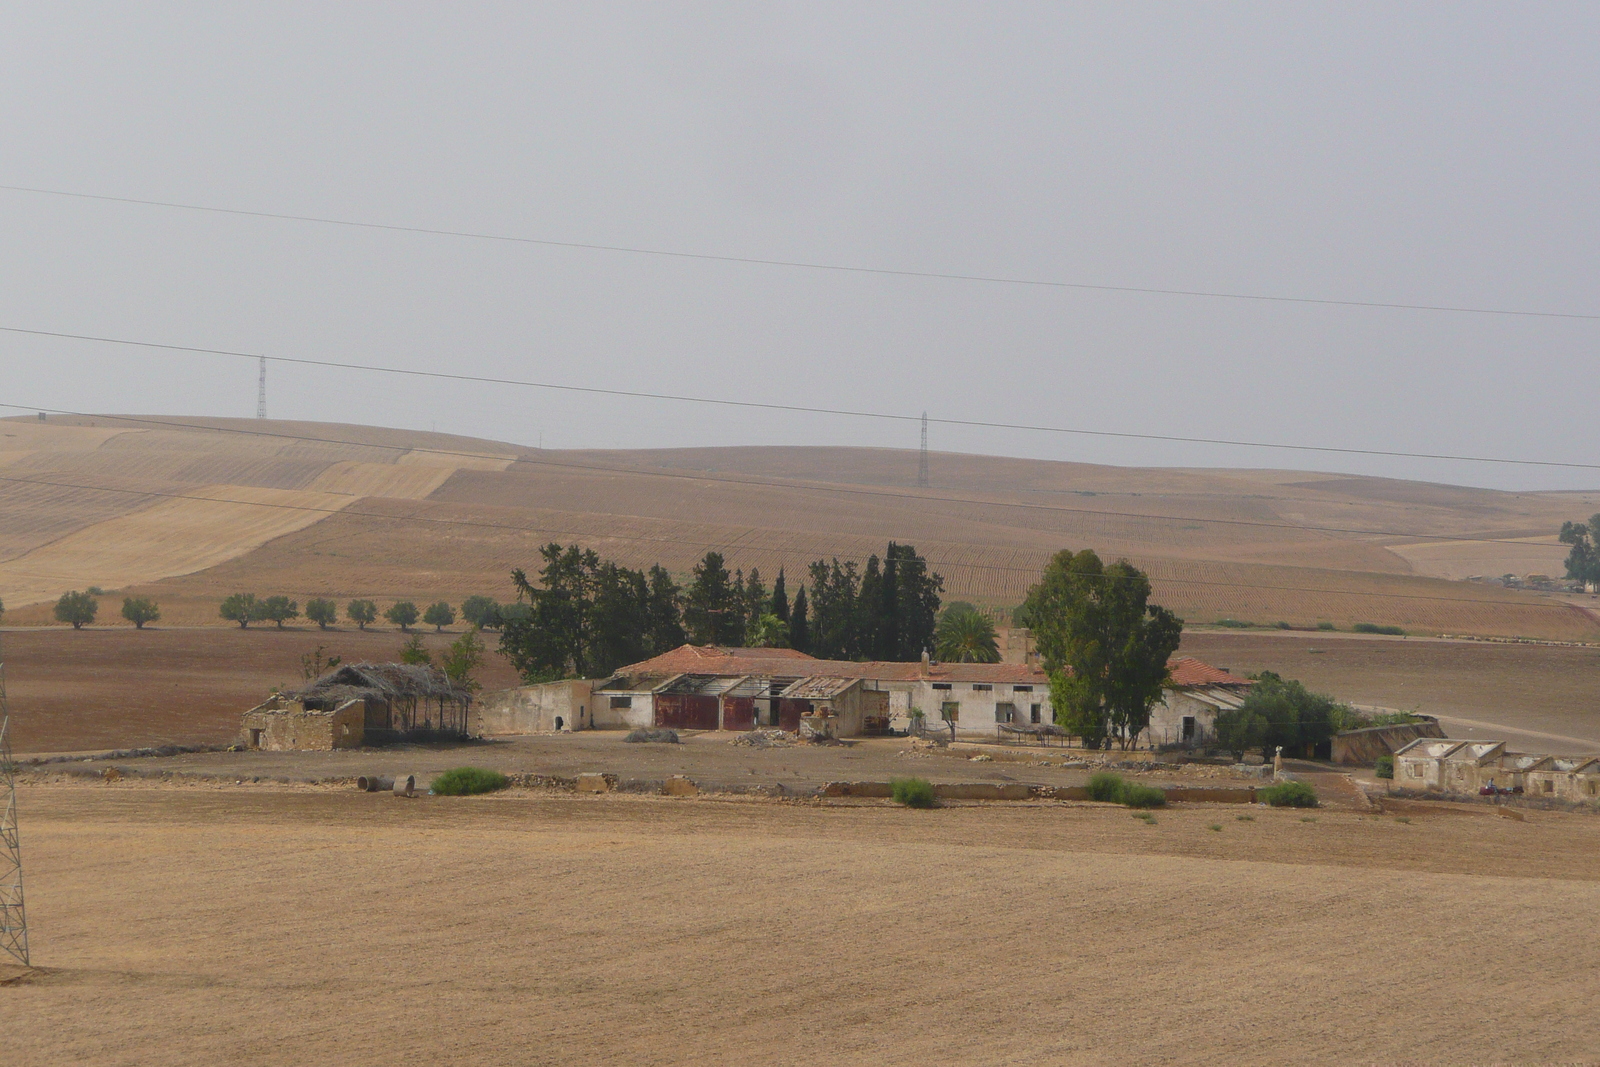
[0,484,357,606]
[306,461,459,499]
[1383,536,1570,581]
[0,476,177,561]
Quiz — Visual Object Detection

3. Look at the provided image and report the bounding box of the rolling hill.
[2,413,1598,641]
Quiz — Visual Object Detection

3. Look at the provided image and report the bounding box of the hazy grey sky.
[2,3,1596,489]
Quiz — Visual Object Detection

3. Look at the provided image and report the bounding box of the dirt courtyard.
[5,783,1599,1065]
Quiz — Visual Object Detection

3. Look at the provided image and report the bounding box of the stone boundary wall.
[1331,721,1445,765]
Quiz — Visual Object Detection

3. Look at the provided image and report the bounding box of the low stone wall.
[1331,721,1445,764]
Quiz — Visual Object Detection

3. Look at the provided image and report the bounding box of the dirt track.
[5,783,1598,1066]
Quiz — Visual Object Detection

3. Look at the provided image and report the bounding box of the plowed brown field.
[7,783,1600,1065]
[0,626,522,753]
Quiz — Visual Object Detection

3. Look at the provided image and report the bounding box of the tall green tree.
[934,605,1000,663]
[645,564,686,653]
[1560,514,1600,590]
[771,568,790,625]
[684,551,742,645]
[504,543,599,680]
[807,558,862,659]
[790,585,810,653]
[1023,549,1183,749]
[885,542,942,660]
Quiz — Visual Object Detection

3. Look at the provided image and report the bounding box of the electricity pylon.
[256,356,268,419]
[917,411,930,488]
[0,640,29,966]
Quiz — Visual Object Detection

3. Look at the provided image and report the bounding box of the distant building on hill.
[241,663,472,750]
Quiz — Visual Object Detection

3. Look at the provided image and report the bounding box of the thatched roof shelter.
[286,662,472,711]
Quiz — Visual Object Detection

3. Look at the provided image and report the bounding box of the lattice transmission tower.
[0,638,30,967]
[917,411,930,488]
[256,356,267,419]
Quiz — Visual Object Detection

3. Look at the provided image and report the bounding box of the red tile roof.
[612,646,1244,690]
[1165,656,1251,687]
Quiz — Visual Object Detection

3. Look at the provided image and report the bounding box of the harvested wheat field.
[5,782,1599,1066]
[5,414,1600,640]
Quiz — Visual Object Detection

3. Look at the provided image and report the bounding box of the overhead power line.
[0,469,1583,613]
[5,324,1600,472]
[0,403,1581,548]
[1,183,1596,321]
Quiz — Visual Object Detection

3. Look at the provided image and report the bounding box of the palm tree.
[933,607,1000,663]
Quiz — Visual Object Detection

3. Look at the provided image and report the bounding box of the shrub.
[430,767,510,796]
[1274,621,1292,630]
[1374,754,1395,779]
[1119,782,1167,808]
[1217,618,1253,628]
[399,634,432,666]
[624,728,680,744]
[54,590,99,629]
[1087,771,1126,803]
[1353,622,1405,636]
[1258,780,1319,808]
[1131,811,1157,824]
[890,777,937,809]
[121,596,160,629]
[1086,771,1165,808]
[1316,621,1337,631]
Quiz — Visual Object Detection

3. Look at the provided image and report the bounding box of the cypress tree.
[790,585,810,653]
[771,568,790,624]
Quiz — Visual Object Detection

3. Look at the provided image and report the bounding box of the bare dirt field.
[39,733,1271,797]
[0,626,522,754]
[5,782,1599,1065]
[6,414,1600,639]
[1181,631,1600,752]
[8,626,1600,757]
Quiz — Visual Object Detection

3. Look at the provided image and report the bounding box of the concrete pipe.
[358,775,394,792]
[393,774,416,798]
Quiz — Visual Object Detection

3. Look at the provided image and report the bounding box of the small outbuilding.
[241,662,472,751]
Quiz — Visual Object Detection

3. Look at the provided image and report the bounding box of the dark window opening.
[1030,704,1041,724]
[995,702,1016,723]
[610,696,632,709]
[971,683,993,692]
[1182,716,1196,741]
[1013,685,1033,693]
[932,683,952,691]
[555,716,565,731]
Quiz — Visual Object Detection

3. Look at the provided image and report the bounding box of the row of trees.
[47,591,162,630]
[498,541,945,682]
[220,595,463,632]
